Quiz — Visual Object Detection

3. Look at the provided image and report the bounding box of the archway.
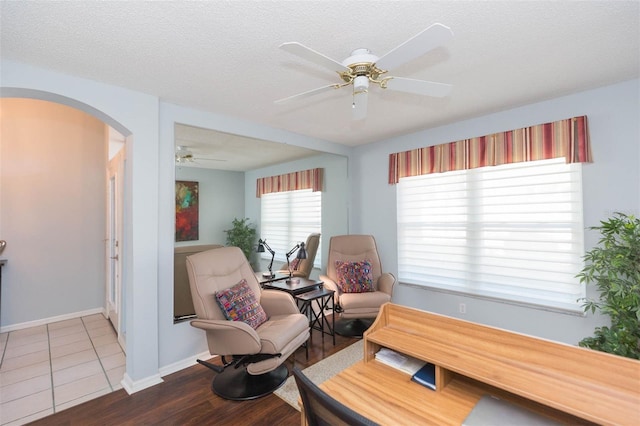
[0,94,134,420]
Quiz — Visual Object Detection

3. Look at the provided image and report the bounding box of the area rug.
[274,339,364,410]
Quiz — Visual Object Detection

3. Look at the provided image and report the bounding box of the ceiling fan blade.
[384,77,452,97]
[352,89,368,121]
[274,84,340,105]
[376,23,454,71]
[280,42,350,73]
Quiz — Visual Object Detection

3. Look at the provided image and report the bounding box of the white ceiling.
[2,1,638,153]
[174,124,322,171]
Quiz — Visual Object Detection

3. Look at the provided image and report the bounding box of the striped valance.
[256,168,323,197]
[389,116,592,184]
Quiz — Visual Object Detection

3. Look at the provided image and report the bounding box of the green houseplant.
[224,217,257,263]
[577,212,640,359]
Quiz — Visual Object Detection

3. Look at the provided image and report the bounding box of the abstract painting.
[175,180,199,241]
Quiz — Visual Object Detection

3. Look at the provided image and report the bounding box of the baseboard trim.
[120,372,164,395]
[0,307,105,333]
[159,351,214,377]
[119,351,213,395]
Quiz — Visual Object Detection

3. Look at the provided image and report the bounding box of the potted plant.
[224,217,257,264]
[577,212,640,359]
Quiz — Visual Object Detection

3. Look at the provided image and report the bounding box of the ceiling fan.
[175,146,225,164]
[275,23,454,120]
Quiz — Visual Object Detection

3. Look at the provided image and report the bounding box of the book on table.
[411,362,436,390]
[374,348,437,390]
[375,348,426,375]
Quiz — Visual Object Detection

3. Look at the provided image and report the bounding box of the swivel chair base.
[334,318,374,338]
[210,363,289,400]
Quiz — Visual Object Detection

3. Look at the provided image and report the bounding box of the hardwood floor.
[29,319,358,426]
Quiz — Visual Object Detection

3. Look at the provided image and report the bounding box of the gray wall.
[174,166,245,247]
[350,79,640,345]
[0,98,106,326]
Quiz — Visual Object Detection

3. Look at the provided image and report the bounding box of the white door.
[106,147,125,351]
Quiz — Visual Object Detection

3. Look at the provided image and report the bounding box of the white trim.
[159,351,214,377]
[0,307,105,333]
[399,282,587,317]
[120,372,163,395]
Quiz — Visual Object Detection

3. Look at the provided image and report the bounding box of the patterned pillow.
[290,257,301,271]
[215,279,267,329]
[335,260,375,293]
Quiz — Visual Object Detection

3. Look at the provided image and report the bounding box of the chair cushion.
[215,279,267,329]
[340,290,391,314]
[256,312,309,354]
[335,260,375,293]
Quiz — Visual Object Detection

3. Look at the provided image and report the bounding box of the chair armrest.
[320,275,341,304]
[377,272,396,296]
[260,289,299,316]
[190,318,261,355]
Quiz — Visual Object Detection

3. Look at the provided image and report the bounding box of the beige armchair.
[187,246,310,400]
[320,235,395,337]
[277,233,320,279]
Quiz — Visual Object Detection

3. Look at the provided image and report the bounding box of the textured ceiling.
[1,1,638,150]
[174,124,322,171]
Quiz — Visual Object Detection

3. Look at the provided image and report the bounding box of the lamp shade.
[257,238,276,278]
[296,242,307,260]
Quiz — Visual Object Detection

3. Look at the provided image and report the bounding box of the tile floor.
[0,314,125,425]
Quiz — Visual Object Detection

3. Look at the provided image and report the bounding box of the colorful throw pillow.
[290,257,301,271]
[335,260,375,293]
[215,279,267,329]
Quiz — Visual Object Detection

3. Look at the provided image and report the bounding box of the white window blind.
[397,157,585,313]
[260,189,321,267]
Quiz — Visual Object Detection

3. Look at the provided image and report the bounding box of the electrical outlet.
[459,303,466,314]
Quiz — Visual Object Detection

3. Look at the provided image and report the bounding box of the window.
[397,158,585,313]
[260,189,321,267]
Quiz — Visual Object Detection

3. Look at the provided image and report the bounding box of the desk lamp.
[257,238,276,278]
[285,242,307,283]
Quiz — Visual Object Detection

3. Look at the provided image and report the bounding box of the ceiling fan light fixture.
[175,146,195,163]
[353,75,369,93]
[277,23,454,120]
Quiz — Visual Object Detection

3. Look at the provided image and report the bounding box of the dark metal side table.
[262,277,322,296]
[296,288,335,346]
